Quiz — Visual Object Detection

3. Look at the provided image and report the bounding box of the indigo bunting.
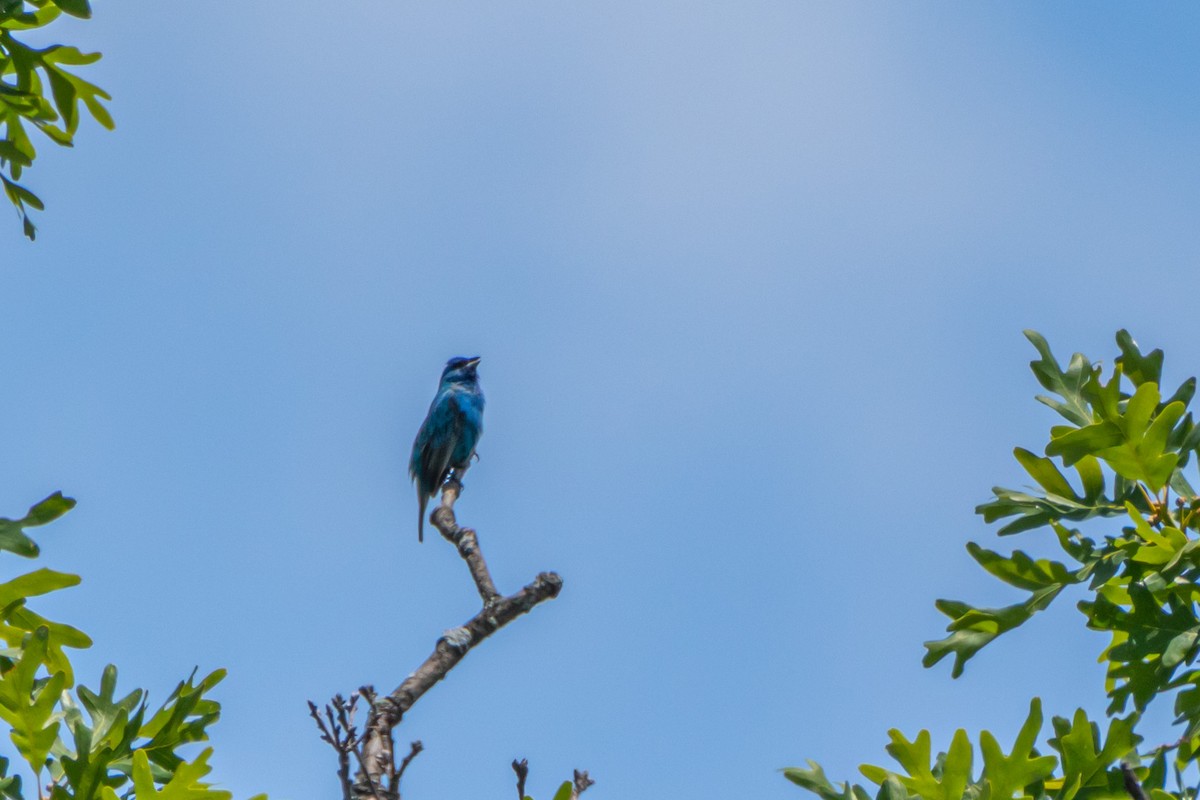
[409,356,485,542]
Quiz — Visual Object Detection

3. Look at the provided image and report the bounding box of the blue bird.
[409,356,485,542]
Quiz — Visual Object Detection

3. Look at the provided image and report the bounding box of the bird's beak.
[465,357,481,368]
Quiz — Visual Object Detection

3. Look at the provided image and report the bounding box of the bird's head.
[441,356,481,385]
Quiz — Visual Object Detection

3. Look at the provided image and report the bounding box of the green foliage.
[787,700,1135,800]
[788,331,1200,800]
[1,0,111,239]
[0,493,262,800]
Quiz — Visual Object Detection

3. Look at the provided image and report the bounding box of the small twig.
[308,698,354,800]
[394,741,424,793]
[1122,762,1149,800]
[513,759,529,800]
[1146,734,1188,759]
[572,769,595,798]
[1139,484,1163,524]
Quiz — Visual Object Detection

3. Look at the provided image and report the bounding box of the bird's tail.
[417,492,427,543]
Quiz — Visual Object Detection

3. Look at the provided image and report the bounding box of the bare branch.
[308,699,354,800]
[432,477,501,604]
[385,571,560,719]
[395,740,424,792]
[513,759,529,800]
[359,568,563,790]
[348,479,563,799]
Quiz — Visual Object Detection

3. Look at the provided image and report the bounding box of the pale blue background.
[2,3,1199,798]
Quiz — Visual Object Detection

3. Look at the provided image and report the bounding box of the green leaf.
[1097,384,1186,491]
[978,698,1057,800]
[1163,628,1199,669]
[135,669,225,773]
[967,543,1078,591]
[0,9,112,237]
[1082,585,1200,713]
[1047,709,1139,793]
[77,665,145,749]
[1075,457,1105,502]
[1,172,46,210]
[0,627,66,775]
[976,483,1124,538]
[0,757,24,800]
[24,493,76,526]
[61,664,146,799]
[785,762,873,800]
[550,781,573,800]
[860,728,972,800]
[40,45,102,66]
[1115,330,1164,387]
[3,604,92,684]
[1122,504,1188,567]
[128,748,232,800]
[48,0,90,19]
[1045,422,1124,467]
[0,569,80,608]
[1024,330,1096,427]
[1013,448,1079,499]
[45,66,77,133]
[924,586,1063,677]
[0,493,74,557]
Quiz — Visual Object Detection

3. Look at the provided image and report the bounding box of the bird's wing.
[414,392,467,489]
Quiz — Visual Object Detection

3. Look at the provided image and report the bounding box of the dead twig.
[513,759,529,800]
[572,769,595,798]
[307,694,361,800]
[393,741,424,794]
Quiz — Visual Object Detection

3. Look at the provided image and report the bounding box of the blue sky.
[2,2,1199,798]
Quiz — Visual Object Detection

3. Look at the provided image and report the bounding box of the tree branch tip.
[513,759,530,800]
[573,769,595,796]
[536,571,564,595]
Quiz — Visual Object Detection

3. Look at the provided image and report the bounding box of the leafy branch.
[0,493,263,800]
[1,0,112,240]
[789,330,1200,800]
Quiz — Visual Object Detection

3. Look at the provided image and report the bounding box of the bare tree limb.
[347,480,563,799]
[356,569,563,793]
[394,740,424,794]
